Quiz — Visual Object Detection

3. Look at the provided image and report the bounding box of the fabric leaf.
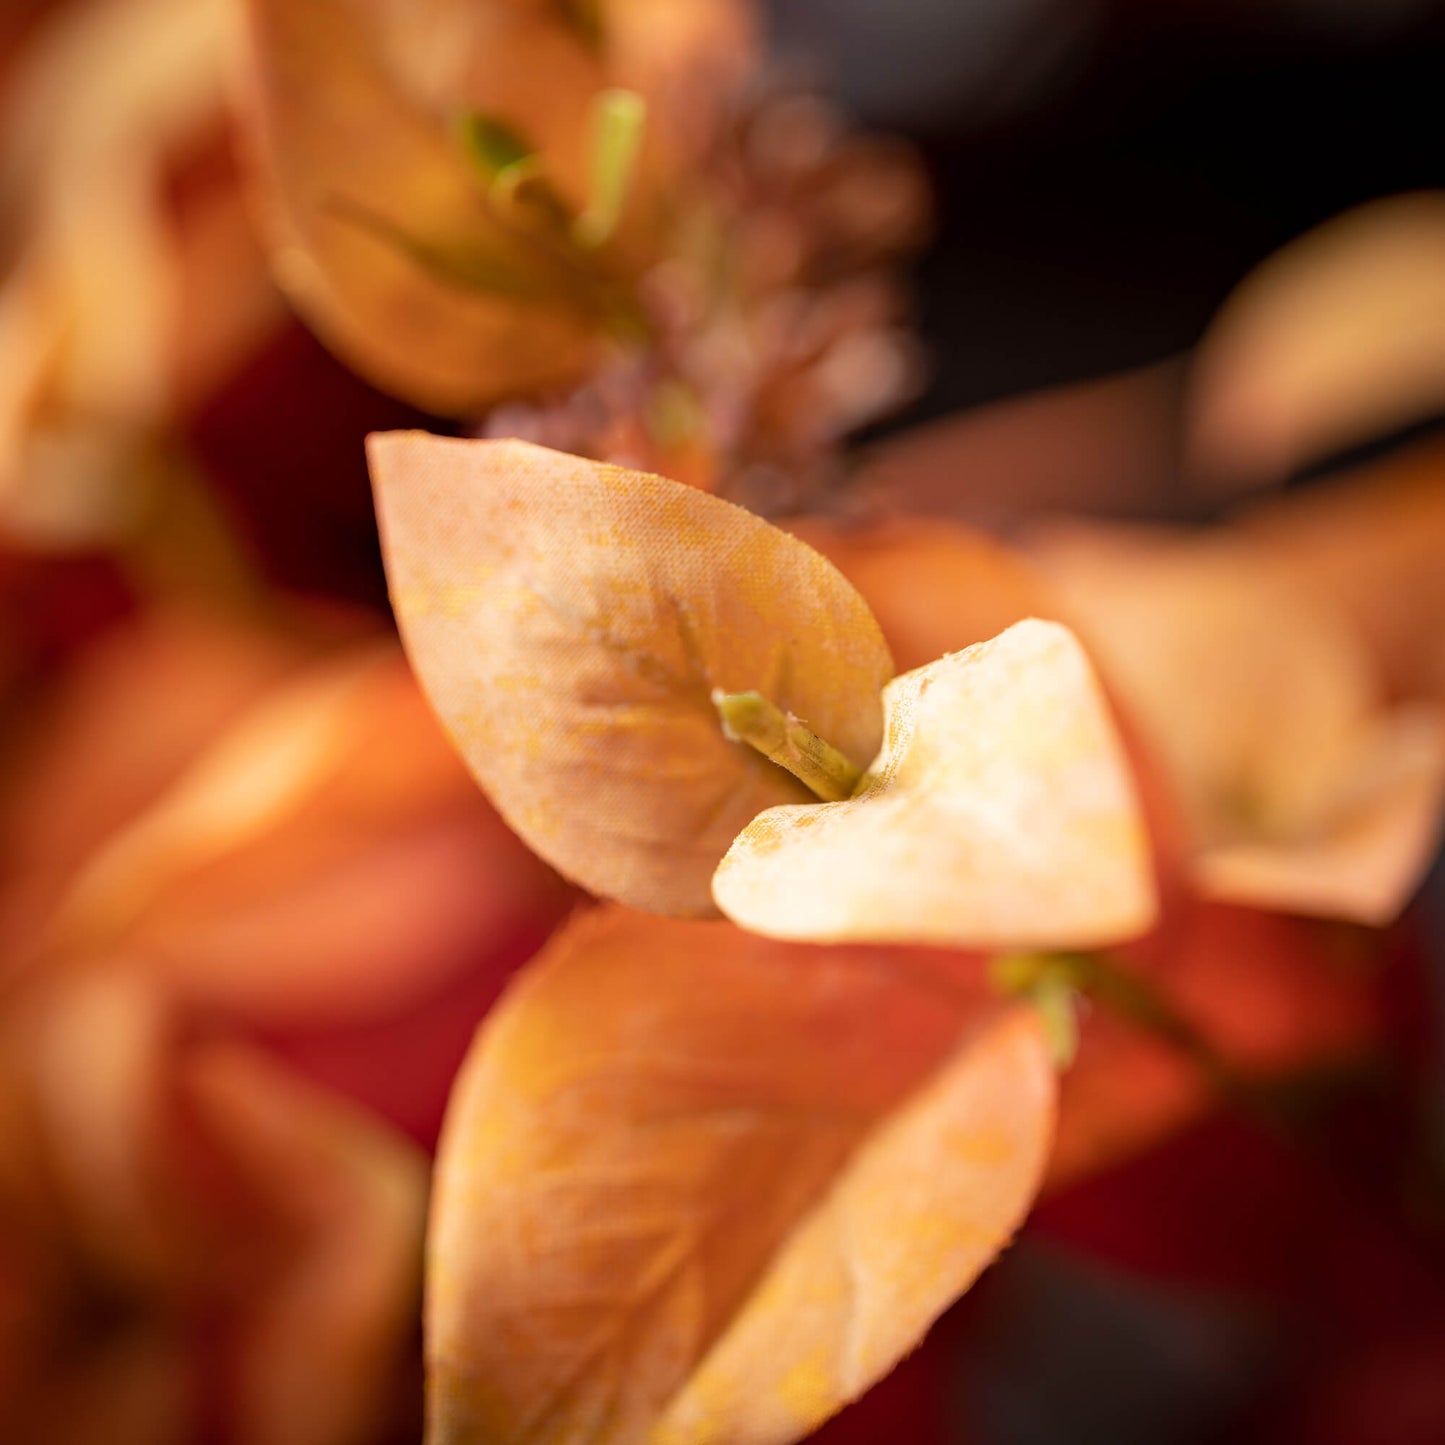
[713,620,1157,949]
[428,905,1054,1445]
[369,433,894,916]
[236,0,606,412]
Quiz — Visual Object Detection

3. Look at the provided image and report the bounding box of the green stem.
[713,689,862,802]
[993,949,1252,1094]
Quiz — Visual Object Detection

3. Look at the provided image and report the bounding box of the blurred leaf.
[1049,904,1381,1188]
[29,644,567,1024]
[1190,191,1445,488]
[852,360,1188,526]
[236,0,606,412]
[1030,521,1445,925]
[788,515,1059,674]
[714,620,1156,949]
[1241,435,1445,704]
[428,905,1055,1445]
[185,1042,426,1445]
[369,432,893,916]
[0,974,427,1445]
[0,0,272,548]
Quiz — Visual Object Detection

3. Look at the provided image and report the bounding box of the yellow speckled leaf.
[427,905,1054,1445]
[236,0,606,413]
[713,619,1156,949]
[369,433,893,916]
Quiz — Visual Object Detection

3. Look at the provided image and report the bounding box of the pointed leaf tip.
[368,432,893,916]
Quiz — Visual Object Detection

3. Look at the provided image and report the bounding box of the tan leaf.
[236,0,608,413]
[1241,436,1445,704]
[428,905,1054,1445]
[1189,191,1445,487]
[1030,521,1445,924]
[713,619,1156,949]
[369,433,893,916]
[1191,705,1445,924]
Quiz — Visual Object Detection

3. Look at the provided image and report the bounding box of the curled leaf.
[713,619,1156,949]
[369,432,893,915]
[428,905,1054,1445]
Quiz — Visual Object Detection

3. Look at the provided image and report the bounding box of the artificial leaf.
[369,433,893,916]
[0,609,307,979]
[1189,191,1445,487]
[789,515,1058,673]
[0,969,427,1445]
[1030,521,1445,924]
[236,0,607,413]
[428,905,1054,1445]
[714,619,1156,949]
[1241,435,1445,704]
[0,0,262,545]
[4,629,570,1025]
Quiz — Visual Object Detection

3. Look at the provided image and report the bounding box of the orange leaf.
[852,360,1186,523]
[0,0,237,544]
[0,609,306,982]
[788,515,1055,674]
[713,620,1157,949]
[236,0,607,413]
[428,905,1054,1445]
[370,433,893,916]
[40,645,568,1024]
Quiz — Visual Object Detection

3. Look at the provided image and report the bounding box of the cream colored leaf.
[427,905,1054,1445]
[713,619,1156,949]
[369,433,893,916]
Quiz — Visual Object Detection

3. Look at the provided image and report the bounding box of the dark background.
[769,0,1445,422]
